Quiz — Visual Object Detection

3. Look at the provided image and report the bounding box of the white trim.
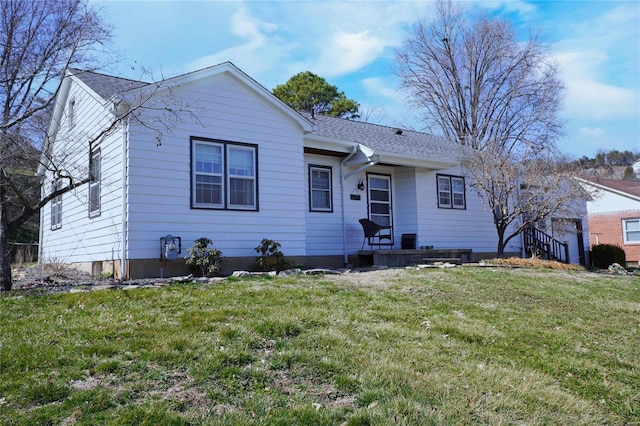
[622,218,640,244]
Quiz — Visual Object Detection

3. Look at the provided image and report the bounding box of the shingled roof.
[587,177,640,198]
[299,111,461,163]
[69,68,149,99]
[67,67,461,164]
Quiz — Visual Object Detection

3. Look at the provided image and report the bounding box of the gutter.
[340,146,359,265]
[339,144,382,265]
[120,116,129,280]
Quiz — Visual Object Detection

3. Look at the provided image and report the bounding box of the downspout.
[38,184,44,264]
[120,116,129,280]
[343,155,381,179]
[340,146,359,265]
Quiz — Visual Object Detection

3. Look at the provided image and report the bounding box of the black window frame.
[51,179,63,230]
[88,149,101,218]
[190,136,259,211]
[436,174,466,210]
[309,165,333,213]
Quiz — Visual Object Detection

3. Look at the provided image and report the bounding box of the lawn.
[1,267,638,425]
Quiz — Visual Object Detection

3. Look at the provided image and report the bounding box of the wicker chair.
[359,218,392,249]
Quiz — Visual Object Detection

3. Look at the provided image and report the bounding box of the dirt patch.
[325,267,410,290]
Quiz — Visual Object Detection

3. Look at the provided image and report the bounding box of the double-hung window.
[437,174,465,209]
[51,179,63,230]
[88,149,101,217]
[191,137,257,210]
[623,218,640,244]
[309,165,332,212]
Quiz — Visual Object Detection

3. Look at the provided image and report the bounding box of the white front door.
[368,174,393,241]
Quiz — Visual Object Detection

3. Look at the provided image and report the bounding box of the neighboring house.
[578,177,640,266]
[38,62,589,278]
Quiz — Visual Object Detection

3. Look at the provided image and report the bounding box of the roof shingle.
[299,112,460,163]
[69,68,148,99]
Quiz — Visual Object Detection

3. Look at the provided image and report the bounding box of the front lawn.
[1,267,638,425]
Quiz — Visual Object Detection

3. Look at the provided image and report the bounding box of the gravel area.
[9,265,173,294]
[7,264,401,295]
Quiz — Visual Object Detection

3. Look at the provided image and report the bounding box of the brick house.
[578,178,640,267]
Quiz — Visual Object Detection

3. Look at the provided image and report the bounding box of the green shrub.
[253,238,291,272]
[591,243,626,269]
[184,237,223,277]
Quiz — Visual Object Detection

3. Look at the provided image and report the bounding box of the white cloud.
[579,127,604,138]
[313,31,387,77]
[554,50,639,120]
[362,77,403,102]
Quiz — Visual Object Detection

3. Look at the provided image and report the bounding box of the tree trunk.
[0,178,12,290]
[496,226,506,259]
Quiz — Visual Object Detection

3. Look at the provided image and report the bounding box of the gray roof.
[69,68,461,164]
[585,177,640,198]
[69,68,148,99]
[299,112,461,163]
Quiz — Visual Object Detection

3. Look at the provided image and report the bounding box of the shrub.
[185,237,223,277]
[591,244,626,269]
[253,238,291,272]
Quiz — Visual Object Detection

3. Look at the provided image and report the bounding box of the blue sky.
[97,0,639,158]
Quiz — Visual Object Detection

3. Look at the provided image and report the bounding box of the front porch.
[357,248,473,268]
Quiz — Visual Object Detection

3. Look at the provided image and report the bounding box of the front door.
[368,174,393,243]
[551,218,585,265]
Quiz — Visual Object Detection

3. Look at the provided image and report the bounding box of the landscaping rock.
[608,263,627,275]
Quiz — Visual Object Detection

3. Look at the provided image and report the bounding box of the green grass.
[1,268,638,425]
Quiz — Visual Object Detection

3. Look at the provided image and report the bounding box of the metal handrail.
[523,226,569,263]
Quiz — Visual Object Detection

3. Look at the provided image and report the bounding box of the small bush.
[591,244,626,269]
[185,237,223,277]
[253,238,291,272]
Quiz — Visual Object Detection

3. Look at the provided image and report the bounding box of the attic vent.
[395,129,403,135]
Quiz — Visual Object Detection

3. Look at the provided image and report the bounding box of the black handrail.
[523,226,569,263]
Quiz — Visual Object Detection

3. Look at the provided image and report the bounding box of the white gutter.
[120,116,129,280]
[344,156,381,179]
[340,145,359,265]
[339,143,382,265]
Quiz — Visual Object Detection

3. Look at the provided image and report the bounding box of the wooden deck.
[357,248,473,268]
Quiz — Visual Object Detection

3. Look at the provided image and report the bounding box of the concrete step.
[422,257,462,264]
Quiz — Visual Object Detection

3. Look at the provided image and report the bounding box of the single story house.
[38,62,589,278]
[577,177,640,267]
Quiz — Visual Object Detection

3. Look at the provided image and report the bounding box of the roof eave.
[304,134,459,170]
[575,177,640,202]
[121,62,314,132]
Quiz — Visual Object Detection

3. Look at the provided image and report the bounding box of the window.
[68,99,76,128]
[437,174,465,209]
[309,165,332,212]
[623,218,640,244]
[191,137,257,210]
[51,179,63,229]
[89,150,101,217]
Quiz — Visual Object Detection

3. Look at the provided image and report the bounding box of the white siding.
[40,79,124,264]
[586,187,639,214]
[414,166,501,253]
[304,155,346,256]
[125,73,307,260]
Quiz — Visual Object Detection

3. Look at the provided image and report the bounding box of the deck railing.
[523,226,569,263]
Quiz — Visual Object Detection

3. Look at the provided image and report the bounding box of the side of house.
[579,178,640,266]
[38,70,129,276]
[122,65,315,277]
[39,63,590,279]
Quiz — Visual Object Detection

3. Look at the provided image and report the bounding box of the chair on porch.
[359,218,392,249]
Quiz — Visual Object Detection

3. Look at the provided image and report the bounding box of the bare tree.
[396,0,582,257]
[0,0,116,289]
[0,0,188,290]
[463,144,586,257]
